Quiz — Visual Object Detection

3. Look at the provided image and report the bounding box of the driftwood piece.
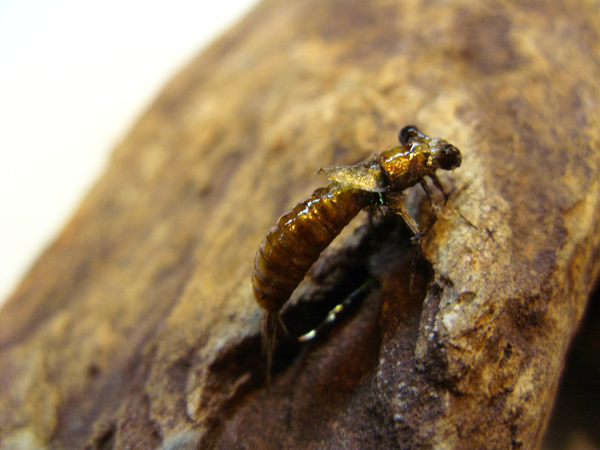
[2,0,600,449]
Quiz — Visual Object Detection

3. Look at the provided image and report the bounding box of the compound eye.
[398,125,421,145]
[438,144,462,170]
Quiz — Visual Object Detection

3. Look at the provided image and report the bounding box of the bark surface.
[2,0,600,449]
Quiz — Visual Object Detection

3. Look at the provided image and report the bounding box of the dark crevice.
[542,278,600,449]
[198,212,419,447]
[270,212,413,377]
[272,274,376,376]
[197,272,380,448]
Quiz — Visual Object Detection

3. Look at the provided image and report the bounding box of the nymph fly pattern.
[252,126,463,374]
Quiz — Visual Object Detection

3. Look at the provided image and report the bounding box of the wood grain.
[2,0,600,448]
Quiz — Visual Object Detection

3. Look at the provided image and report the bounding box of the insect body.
[252,126,463,371]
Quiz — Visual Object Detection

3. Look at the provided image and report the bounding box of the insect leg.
[428,173,450,204]
[419,178,438,210]
[384,191,429,293]
[383,192,423,244]
[419,179,441,236]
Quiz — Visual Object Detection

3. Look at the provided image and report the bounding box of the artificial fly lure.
[252,126,466,375]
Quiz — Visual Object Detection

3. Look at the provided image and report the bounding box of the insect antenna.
[449,206,478,230]
[437,187,478,231]
[427,174,478,230]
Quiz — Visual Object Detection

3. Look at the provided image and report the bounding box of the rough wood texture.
[2,0,600,449]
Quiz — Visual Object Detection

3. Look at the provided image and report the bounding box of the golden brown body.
[252,184,374,364]
[252,126,463,373]
[252,184,374,313]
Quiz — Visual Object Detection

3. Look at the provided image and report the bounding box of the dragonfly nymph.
[252,126,464,374]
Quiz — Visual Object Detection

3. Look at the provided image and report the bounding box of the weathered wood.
[2,0,600,449]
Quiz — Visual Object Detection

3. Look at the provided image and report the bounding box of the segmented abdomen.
[252,183,374,313]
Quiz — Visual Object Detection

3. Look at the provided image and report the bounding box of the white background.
[0,0,259,305]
